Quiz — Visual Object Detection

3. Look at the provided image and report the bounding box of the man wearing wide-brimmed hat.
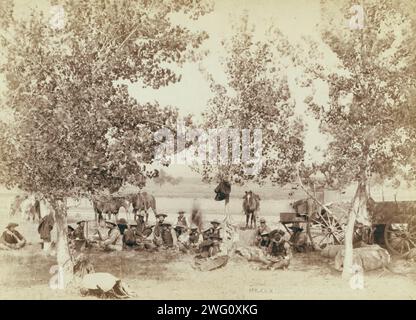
[188,224,200,245]
[98,220,122,251]
[153,213,168,242]
[176,210,188,228]
[209,219,222,239]
[254,217,270,247]
[0,222,26,250]
[74,220,86,240]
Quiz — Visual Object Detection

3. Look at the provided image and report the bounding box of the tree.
[194,17,304,194]
[300,0,416,279]
[0,0,211,287]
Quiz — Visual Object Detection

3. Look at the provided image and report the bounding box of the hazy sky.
[3,0,338,178]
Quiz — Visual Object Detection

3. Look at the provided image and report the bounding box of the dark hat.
[156,213,168,218]
[174,224,186,229]
[76,220,86,225]
[210,219,221,225]
[177,210,185,214]
[6,222,18,229]
[117,218,127,225]
[68,225,75,231]
[105,220,117,226]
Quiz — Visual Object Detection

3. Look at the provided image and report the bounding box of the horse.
[242,191,260,229]
[92,196,130,222]
[10,194,42,222]
[130,192,157,222]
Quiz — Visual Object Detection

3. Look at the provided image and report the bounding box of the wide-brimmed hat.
[105,220,117,226]
[259,218,266,223]
[76,220,86,225]
[174,224,187,229]
[260,231,269,236]
[68,224,76,231]
[210,219,221,225]
[156,213,168,218]
[161,222,172,227]
[177,210,185,214]
[6,222,18,229]
[117,218,127,225]
[190,224,198,230]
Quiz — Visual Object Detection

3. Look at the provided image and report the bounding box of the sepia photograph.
[0,0,415,303]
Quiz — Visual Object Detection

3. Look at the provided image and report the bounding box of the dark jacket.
[38,214,54,241]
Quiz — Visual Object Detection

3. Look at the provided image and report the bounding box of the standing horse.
[92,196,130,222]
[243,191,260,229]
[131,192,157,222]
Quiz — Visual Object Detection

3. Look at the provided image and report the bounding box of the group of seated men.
[253,217,292,259]
[68,210,224,257]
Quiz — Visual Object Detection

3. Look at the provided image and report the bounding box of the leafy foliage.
[195,17,305,185]
[300,0,416,189]
[0,0,211,199]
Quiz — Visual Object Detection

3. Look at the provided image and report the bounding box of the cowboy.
[99,221,122,251]
[153,213,168,246]
[0,223,26,250]
[38,213,54,251]
[198,226,215,257]
[158,222,177,249]
[188,224,200,245]
[176,210,188,228]
[176,225,191,253]
[258,230,271,249]
[116,218,128,235]
[174,224,187,238]
[254,217,271,246]
[122,222,137,249]
[136,224,156,251]
[67,225,76,240]
[209,219,222,238]
[288,225,308,252]
[74,220,86,240]
[268,229,291,259]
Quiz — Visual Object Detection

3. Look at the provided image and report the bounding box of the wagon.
[279,198,416,256]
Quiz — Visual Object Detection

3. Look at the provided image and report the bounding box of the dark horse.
[130,192,157,222]
[242,191,260,229]
[92,196,130,222]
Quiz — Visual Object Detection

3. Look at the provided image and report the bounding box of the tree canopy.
[0,0,211,199]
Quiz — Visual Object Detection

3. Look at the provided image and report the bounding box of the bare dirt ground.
[1,191,416,300]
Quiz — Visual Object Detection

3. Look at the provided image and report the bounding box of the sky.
[2,0,340,178]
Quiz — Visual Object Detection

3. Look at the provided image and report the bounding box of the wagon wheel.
[384,215,416,257]
[307,212,345,249]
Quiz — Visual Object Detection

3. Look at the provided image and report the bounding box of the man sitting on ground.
[0,223,26,250]
[99,220,122,251]
[254,218,270,247]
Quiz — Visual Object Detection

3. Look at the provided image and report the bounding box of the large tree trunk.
[342,180,369,280]
[50,197,74,288]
